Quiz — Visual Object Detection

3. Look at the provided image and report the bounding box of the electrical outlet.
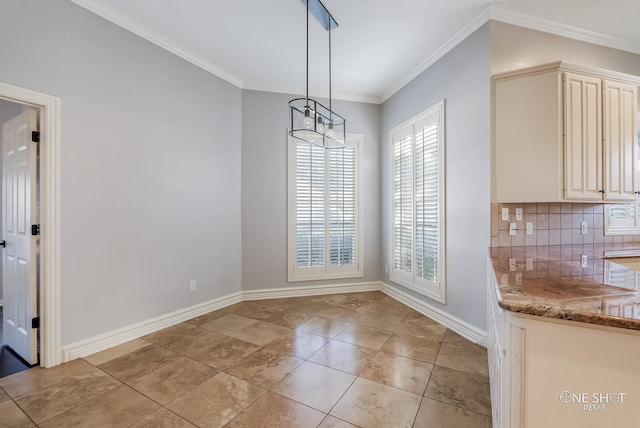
[515,272,523,286]
[526,258,533,271]
[509,258,517,271]
[581,255,588,268]
[509,223,517,236]
[189,279,196,292]
[581,221,587,235]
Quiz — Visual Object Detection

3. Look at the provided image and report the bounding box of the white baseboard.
[242,281,381,301]
[381,281,488,347]
[62,283,379,363]
[62,292,242,362]
[62,280,487,364]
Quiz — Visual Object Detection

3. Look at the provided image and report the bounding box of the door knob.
[0,240,5,247]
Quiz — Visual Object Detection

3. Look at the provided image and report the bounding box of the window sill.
[389,273,446,304]
[288,270,364,282]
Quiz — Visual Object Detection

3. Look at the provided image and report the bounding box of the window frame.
[287,133,364,282]
[605,114,640,235]
[605,203,640,235]
[390,101,446,303]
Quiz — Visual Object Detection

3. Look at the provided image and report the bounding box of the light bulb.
[317,116,325,133]
[302,109,314,129]
[326,122,336,139]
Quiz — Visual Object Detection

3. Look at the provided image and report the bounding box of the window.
[288,134,363,281]
[391,101,446,303]
[605,115,640,234]
[605,203,640,235]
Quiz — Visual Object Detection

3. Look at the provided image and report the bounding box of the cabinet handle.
[599,189,605,193]
[635,191,640,195]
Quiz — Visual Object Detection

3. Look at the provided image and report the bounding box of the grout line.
[1,292,491,427]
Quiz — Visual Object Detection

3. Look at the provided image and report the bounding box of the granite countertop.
[490,244,640,330]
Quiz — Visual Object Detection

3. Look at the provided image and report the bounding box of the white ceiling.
[72,0,640,104]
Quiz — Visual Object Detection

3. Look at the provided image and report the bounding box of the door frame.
[0,81,61,368]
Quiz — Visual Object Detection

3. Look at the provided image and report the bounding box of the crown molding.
[70,1,640,105]
[379,5,640,103]
[241,82,381,105]
[490,6,640,57]
[493,61,640,86]
[379,7,492,103]
[70,0,244,88]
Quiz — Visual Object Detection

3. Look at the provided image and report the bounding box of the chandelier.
[289,0,345,149]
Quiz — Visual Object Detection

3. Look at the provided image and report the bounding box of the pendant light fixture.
[289,0,345,149]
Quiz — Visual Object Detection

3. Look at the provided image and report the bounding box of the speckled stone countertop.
[490,244,640,330]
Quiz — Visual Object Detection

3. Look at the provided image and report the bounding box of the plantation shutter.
[289,134,362,281]
[390,101,445,302]
[393,127,413,275]
[329,145,357,266]
[295,142,325,267]
[608,204,637,228]
[415,115,440,282]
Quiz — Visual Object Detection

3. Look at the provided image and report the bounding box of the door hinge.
[31,131,40,143]
[31,317,40,329]
[31,224,40,236]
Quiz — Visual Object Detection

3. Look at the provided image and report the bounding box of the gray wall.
[381,23,492,330]
[241,90,382,290]
[0,99,24,302]
[0,0,242,345]
[5,1,640,348]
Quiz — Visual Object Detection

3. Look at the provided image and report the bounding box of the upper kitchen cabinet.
[493,62,639,203]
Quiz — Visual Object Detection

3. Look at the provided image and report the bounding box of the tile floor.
[0,291,491,427]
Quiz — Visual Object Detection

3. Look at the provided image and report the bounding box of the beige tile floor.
[0,291,491,427]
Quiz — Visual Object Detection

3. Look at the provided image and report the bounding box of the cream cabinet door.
[602,80,638,201]
[564,72,603,200]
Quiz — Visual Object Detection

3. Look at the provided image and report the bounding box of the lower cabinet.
[487,261,640,427]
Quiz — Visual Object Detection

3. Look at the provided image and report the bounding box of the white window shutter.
[393,127,414,276]
[390,101,446,303]
[295,142,325,267]
[605,203,640,235]
[415,115,440,282]
[329,145,357,266]
[289,134,363,281]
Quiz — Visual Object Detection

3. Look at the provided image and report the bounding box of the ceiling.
[71,0,640,104]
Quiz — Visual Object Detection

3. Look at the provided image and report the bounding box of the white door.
[2,109,38,365]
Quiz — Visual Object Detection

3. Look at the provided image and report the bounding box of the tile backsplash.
[490,202,640,247]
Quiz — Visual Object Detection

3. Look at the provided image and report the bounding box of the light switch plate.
[515,208,523,221]
[502,207,509,221]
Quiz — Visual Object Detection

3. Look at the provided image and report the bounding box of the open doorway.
[0,81,61,369]
[0,100,39,377]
